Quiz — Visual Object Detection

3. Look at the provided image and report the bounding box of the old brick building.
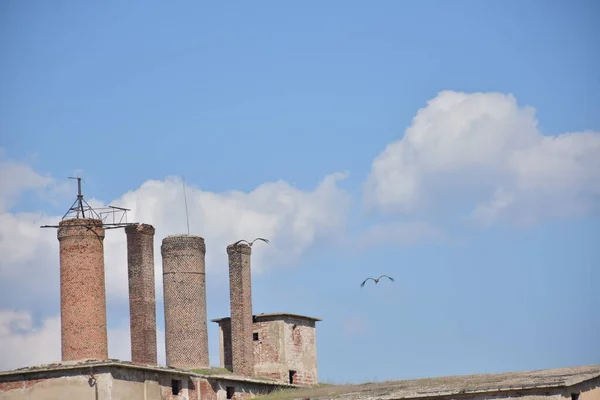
[212,313,321,386]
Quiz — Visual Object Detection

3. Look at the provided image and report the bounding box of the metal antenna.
[182,176,190,235]
[68,177,85,218]
[41,176,138,232]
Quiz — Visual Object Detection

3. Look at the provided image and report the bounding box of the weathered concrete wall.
[57,218,108,361]
[227,243,254,376]
[162,235,210,369]
[110,367,197,400]
[0,368,199,400]
[0,371,111,400]
[125,223,158,365]
[575,377,600,400]
[202,378,279,400]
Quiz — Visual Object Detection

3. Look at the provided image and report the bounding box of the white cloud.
[0,152,53,213]
[0,310,61,371]
[0,152,351,309]
[364,90,600,226]
[0,310,166,371]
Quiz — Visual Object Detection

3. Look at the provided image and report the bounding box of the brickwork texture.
[217,315,319,385]
[283,318,318,385]
[227,243,255,377]
[57,218,108,361]
[161,235,210,369]
[125,223,158,365]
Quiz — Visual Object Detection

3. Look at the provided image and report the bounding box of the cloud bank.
[364,91,600,226]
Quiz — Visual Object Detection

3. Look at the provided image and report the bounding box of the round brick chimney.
[57,218,108,361]
[161,234,210,369]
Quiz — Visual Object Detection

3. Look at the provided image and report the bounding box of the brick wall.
[227,243,255,376]
[253,320,284,382]
[216,316,319,385]
[125,223,158,365]
[57,218,108,361]
[161,235,210,369]
[282,318,318,385]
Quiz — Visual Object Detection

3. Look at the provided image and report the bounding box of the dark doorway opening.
[289,370,297,384]
[171,379,182,395]
[226,386,235,399]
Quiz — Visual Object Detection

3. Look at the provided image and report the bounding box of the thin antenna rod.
[68,177,85,218]
[182,176,190,235]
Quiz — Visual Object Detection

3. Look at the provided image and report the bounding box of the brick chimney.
[161,235,210,369]
[227,243,254,376]
[57,218,108,361]
[125,223,157,365]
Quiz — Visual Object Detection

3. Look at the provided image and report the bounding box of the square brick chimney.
[227,243,254,376]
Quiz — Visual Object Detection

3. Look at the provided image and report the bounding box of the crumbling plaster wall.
[282,317,317,385]
[253,319,284,381]
[218,317,318,385]
[0,368,197,400]
[252,317,317,385]
[201,378,277,400]
[0,371,111,400]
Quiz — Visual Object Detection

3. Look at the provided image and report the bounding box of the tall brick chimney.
[161,235,210,369]
[125,223,157,365]
[227,243,254,376]
[57,218,108,361]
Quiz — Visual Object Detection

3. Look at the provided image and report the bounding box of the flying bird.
[360,275,394,288]
[232,238,270,247]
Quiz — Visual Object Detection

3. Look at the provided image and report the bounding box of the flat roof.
[0,359,296,387]
[255,364,600,400]
[211,312,322,323]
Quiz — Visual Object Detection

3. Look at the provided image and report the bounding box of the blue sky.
[0,0,599,383]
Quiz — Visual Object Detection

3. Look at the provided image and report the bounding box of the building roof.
[256,364,600,400]
[0,359,296,388]
[211,312,322,323]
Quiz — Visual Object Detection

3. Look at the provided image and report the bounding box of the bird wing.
[232,239,250,247]
[379,275,395,282]
[360,278,375,287]
[250,238,270,245]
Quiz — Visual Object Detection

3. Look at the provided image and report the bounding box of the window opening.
[253,332,259,341]
[289,370,297,384]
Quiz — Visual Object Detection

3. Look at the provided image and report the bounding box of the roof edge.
[0,360,291,387]
[211,312,322,323]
